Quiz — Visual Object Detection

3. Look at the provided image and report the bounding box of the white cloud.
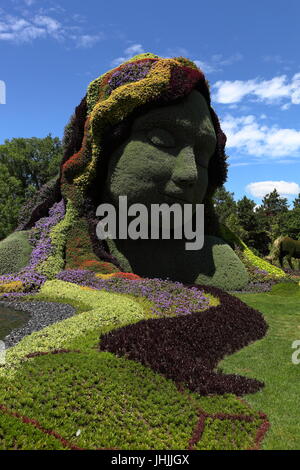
[193,53,242,74]
[76,34,103,48]
[212,53,243,66]
[0,80,6,104]
[165,46,189,58]
[230,162,251,167]
[34,15,60,33]
[214,80,256,104]
[262,55,293,69]
[0,11,103,47]
[246,181,300,198]
[193,60,218,74]
[221,114,300,158]
[0,15,46,42]
[124,44,144,56]
[213,73,300,106]
[277,159,295,164]
[111,43,145,66]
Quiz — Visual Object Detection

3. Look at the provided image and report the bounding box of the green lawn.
[220,282,300,450]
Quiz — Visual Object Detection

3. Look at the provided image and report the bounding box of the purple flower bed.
[0,200,65,298]
[56,269,99,287]
[56,269,210,316]
[106,60,154,96]
[28,200,65,267]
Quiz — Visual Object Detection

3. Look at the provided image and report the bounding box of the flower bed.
[100,284,268,396]
[0,286,268,450]
[0,200,66,297]
[56,270,213,316]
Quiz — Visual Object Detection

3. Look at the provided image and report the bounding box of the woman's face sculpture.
[102,90,217,212]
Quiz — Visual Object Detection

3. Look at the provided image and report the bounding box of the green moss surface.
[0,231,32,275]
[194,236,249,290]
[108,235,249,291]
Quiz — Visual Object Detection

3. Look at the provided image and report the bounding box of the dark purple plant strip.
[0,404,84,450]
[25,349,81,359]
[99,284,268,396]
[187,408,268,450]
[248,412,270,450]
[188,413,206,450]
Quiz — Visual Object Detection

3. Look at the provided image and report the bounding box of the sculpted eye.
[147,128,175,148]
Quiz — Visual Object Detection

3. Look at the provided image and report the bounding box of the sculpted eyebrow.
[133,117,216,147]
[133,117,194,131]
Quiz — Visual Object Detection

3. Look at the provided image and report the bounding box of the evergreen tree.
[236,196,270,255]
[226,212,247,240]
[212,185,237,223]
[293,193,300,209]
[237,196,258,232]
[260,189,289,218]
[255,189,289,244]
[280,208,300,240]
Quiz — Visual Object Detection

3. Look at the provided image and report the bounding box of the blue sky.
[0,0,300,206]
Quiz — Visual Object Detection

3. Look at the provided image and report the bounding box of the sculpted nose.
[171,147,198,187]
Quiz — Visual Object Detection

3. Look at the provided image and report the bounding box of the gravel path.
[0,301,76,348]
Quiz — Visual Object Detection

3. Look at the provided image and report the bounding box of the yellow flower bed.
[0,280,24,293]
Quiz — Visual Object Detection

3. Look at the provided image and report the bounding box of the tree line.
[213,186,300,256]
[0,135,62,240]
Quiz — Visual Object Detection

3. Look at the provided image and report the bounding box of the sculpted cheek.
[193,170,208,203]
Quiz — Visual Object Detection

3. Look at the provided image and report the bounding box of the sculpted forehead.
[132,90,216,141]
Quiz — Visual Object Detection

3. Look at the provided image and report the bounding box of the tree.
[280,208,300,240]
[293,193,300,209]
[0,163,24,239]
[226,212,247,240]
[255,189,289,244]
[212,186,237,223]
[237,196,258,232]
[236,196,270,255]
[260,189,289,218]
[0,135,62,191]
[0,135,63,239]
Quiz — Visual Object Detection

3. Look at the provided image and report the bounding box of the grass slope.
[220,282,300,450]
[0,231,32,275]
